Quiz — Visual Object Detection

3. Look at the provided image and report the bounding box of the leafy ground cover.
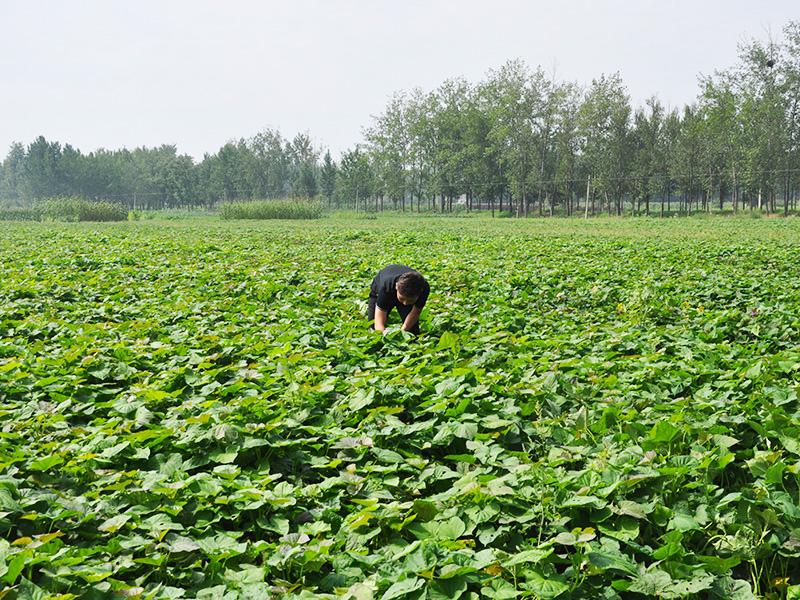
[2,216,800,599]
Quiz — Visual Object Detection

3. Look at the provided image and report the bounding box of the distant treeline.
[3,21,800,216]
[0,132,326,212]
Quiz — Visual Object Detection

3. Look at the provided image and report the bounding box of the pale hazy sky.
[2,1,797,162]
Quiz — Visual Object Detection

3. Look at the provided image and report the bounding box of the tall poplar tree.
[320,151,337,207]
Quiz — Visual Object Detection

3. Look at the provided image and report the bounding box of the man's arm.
[401,306,423,332]
[373,307,389,331]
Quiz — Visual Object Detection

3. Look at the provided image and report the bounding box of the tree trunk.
[536,182,543,217]
[584,176,591,220]
[785,171,790,217]
[666,180,671,214]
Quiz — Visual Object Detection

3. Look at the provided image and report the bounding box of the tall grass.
[37,197,128,222]
[0,198,128,222]
[218,199,323,220]
[0,207,42,221]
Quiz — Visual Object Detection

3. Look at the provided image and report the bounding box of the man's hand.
[401,306,423,332]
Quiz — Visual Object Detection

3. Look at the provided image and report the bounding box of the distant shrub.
[38,197,128,222]
[497,210,515,218]
[219,199,323,220]
[0,207,42,221]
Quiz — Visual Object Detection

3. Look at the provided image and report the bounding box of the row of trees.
[3,22,800,216]
[0,132,326,210]
[359,21,800,216]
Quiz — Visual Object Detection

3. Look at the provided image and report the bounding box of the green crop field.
[3,215,800,600]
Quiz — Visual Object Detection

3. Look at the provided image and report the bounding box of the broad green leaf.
[428,577,468,600]
[598,517,639,542]
[349,389,375,411]
[161,533,201,553]
[587,550,638,575]
[437,332,459,350]
[501,548,552,567]
[209,449,238,464]
[650,421,680,443]
[451,422,477,440]
[663,572,714,596]
[212,464,240,479]
[197,533,247,556]
[437,517,466,540]
[345,583,374,600]
[628,569,672,596]
[481,579,520,600]
[403,544,437,574]
[521,567,569,599]
[696,555,741,573]
[435,378,466,397]
[652,541,684,560]
[617,500,648,519]
[101,440,130,458]
[373,447,405,463]
[224,565,266,584]
[560,495,605,509]
[3,555,25,586]
[668,513,700,532]
[0,489,22,512]
[16,578,48,600]
[99,514,131,533]
[29,455,64,471]
[382,577,424,600]
[779,434,800,456]
[710,576,758,600]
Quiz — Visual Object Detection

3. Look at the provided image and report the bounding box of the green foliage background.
[2,216,800,599]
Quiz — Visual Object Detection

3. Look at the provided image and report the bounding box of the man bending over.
[368,264,429,335]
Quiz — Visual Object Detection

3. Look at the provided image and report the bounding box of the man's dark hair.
[396,271,426,298]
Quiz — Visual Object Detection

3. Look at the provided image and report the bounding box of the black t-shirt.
[370,264,429,312]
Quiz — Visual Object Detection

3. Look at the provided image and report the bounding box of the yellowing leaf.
[11,537,33,546]
[349,514,372,530]
[35,531,65,544]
